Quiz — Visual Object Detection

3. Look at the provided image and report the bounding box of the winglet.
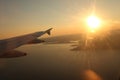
[46,28,53,35]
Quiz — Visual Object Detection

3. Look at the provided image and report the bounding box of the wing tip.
[46,28,53,35]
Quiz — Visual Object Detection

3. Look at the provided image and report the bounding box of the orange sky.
[1,0,120,39]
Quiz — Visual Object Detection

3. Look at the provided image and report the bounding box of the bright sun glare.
[86,15,101,32]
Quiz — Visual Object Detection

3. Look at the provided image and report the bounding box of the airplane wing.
[0,28,52,58]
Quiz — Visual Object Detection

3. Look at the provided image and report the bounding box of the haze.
[1,0,120,80]
[1,0,120,38]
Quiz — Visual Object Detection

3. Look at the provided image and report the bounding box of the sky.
[0,0,120,38]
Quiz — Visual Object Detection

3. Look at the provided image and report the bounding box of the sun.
[86,15,101,32]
